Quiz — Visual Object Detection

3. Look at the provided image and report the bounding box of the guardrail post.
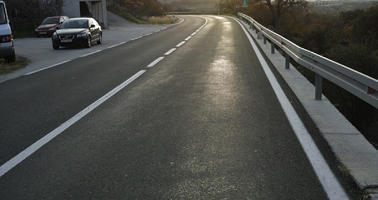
[315,74,323,100]
[271,43,275,54]
[285,54,290,69]
[263,36,267,44]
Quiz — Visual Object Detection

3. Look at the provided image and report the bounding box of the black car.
[52,18,102,49]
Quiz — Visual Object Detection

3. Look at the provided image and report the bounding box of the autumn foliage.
[109,0,164,17]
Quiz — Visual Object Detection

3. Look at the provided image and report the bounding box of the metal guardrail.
[238,12,378,109]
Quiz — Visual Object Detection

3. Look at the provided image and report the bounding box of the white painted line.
[147,57,164,68]
[79,50,101,58]
[185,36,192,41]
[235,18,349,200]
[0,70,147,178]
[164,48,176,56]
[24,60,71,76]
[176,41,185,48]
[107,41,126,49]
[144,33,152,36]
[173,18,185,25]
[131,36,142,41]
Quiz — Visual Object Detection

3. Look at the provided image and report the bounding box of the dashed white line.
[24,60,72,76]
[147,57,164,68]
[176,41,186,48]
[235,18,349,200]
[131,36,142,41]
[185,36,192,41]
[0,70,146,178]
[107,41,126,49]
[79,50,102,58]
[164,48,176,56]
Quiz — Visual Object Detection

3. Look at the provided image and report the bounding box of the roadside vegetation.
[0,56,29,75]
[107,0,178,24]
[5,0,62,38]
[220,0,378,147]
[143,16,178,24]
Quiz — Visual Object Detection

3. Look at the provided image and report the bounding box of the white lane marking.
[147,57,164,68]
[24,60,71,76]
[107,41,126,49]
[191,32,197,36]
[177,18,185,25]
[176,41,186,48]
[79,50,102,58]
[164,48,176,56]
[131,36,142,41]
[185,36,192,41]
[0,70,146,178]
[235,18,349,200]
[144,33,152,36]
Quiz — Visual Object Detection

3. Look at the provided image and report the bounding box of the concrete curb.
[238,18,378,199]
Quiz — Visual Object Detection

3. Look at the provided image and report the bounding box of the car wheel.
[53,41,60,50]
[97,34,102,45]
[5,51,16,63]
[86,36,92,48]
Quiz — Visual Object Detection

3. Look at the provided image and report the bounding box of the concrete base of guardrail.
[237,18,378,200]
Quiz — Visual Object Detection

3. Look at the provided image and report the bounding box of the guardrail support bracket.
[257,32,262,40]
[263,37,267,44]
[315,74,323,100]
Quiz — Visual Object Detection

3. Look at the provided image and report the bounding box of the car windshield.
[42,17,59,25]
[60,19,89,29]
[0,4,7,25]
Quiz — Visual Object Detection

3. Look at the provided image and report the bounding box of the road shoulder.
[236,17,378,200]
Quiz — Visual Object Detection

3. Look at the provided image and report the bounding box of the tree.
[255,0,307,29]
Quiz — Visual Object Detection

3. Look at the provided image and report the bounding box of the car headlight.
[77,32,88,38]
[0,35,13,42]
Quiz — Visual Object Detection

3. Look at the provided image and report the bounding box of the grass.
[143,16,179,24]
[108,7,179,25]
[108,7,147,24]
[13,30,35,39]
[0,56,29,75]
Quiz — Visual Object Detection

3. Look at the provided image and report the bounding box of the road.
[1,12,174,83]
[0,15,347,199]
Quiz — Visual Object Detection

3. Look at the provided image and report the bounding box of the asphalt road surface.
[0,15,347,199]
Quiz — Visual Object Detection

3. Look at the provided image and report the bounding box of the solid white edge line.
[185,36,192,41]
[176,41,185,48]
[24,60,71,76]
[164,48,176,56]
[0,70,147,178]
[234,18,349,200]
[147,57,164,68]
[79,50,102,58]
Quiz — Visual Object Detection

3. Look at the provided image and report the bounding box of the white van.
[0,1,15,63]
